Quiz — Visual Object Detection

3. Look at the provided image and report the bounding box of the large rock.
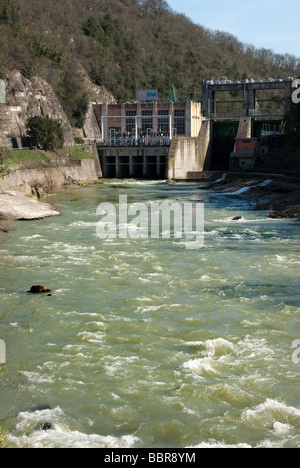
[0,190,60,220]
[0,71,74,148]
[28,286,52,294]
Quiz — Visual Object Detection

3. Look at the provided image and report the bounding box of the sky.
[167,0,300,58]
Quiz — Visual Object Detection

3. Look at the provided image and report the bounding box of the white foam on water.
[20,371,57,385]
[183,338,236,357]
[230,186,253,195]
[272,421,293,435]
[10,407,140,448]
[184,341,205,347]
[241,398,300,427]
[203,338,237,357]
[102,179,166,187]
[215,179,273,196]
[69,221,98,228]
[181,357,222,377]
[187,439,251,448]
[77,330,106,344]
[257,179,273,188]
[20,234,43,240]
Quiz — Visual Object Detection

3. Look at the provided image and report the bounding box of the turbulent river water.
[0,179,299,448]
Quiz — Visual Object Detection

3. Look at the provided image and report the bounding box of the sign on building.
[0,80,6,104]
[136,89,158,101]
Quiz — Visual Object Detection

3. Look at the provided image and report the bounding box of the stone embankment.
[1,158,100,195]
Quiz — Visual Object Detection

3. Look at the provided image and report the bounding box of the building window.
[126,111,137,117]
[126,119,136,133]
[158,110,169,116]
[174,109,185,117]
[174,118,185,135]
[158,118,169,134]
[142,118,153,133]
[142,110,152,116]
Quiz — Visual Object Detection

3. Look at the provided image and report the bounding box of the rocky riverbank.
[0,147,102,228]
[200,173,300,219]
[0,190,60,221]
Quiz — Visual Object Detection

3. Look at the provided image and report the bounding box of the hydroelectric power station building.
[93,101,208,179]
[93,101,202,143]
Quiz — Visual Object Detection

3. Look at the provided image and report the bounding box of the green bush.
[26,115,64,151]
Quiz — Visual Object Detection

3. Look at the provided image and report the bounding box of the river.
[0,179,299,448]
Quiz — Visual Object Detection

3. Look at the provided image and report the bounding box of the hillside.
[0,0,299,128]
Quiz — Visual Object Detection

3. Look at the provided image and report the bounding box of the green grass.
[10,149,49,162]
[0,146,93,165]
[64,146,94,160]
[0,148,49,164]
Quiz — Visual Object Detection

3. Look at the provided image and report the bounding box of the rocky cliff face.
[0,71,74,148]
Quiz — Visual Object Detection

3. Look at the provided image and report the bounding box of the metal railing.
[99,136,172,147]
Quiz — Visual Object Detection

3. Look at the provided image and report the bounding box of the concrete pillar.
[208,90,216,117]
[153,103,158,134]
[169,102,173,138]
[143,150,147,177]
[201,85,209,117]
[137,103,141,137]
[121,104,126,134]
[285,84,292,114]
[243,86,256,116]
[102,103,108,143]
[185,101,191,137]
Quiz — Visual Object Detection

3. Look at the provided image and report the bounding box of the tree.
[57,70,89,128]
[26,115,64,151]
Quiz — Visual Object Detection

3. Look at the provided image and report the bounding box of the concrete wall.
[0,159,100,193]
[167,119,212,180]
[185,101,201,137]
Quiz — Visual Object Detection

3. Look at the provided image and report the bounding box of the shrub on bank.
[26,116,64,152]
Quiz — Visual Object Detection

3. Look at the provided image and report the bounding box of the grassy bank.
[0,146,94,166]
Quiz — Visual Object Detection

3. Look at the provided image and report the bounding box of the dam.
[92,78,294,179]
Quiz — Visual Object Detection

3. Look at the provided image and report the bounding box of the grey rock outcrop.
[0,190,60,219]
[0,71,74,148]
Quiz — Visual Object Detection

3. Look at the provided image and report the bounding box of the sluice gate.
[97,146,169,179]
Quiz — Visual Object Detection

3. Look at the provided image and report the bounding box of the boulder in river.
[28,285,52,294]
